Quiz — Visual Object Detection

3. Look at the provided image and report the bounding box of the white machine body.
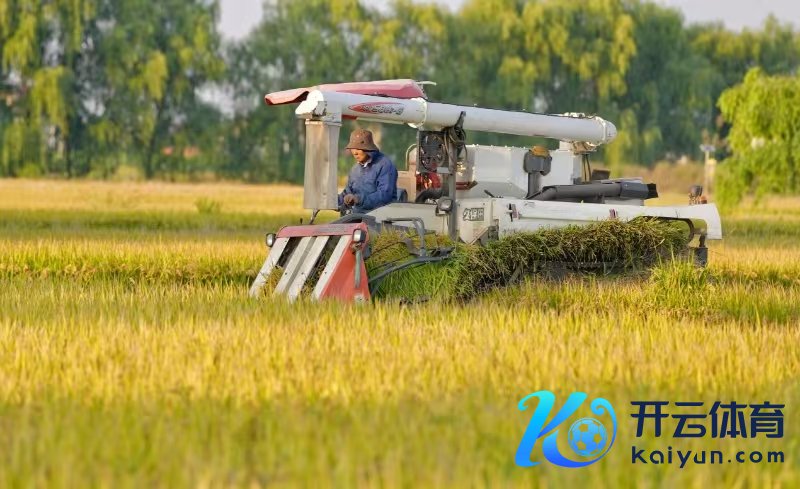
[286,82,721,243]
[457,143,580,200]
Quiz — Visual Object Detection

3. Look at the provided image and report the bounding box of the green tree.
[0,0,97,177]
[441,0,636,112]
[690,15,800,160]
[0,0,223,179]
[717,68,800,207]
[608,1,717,169]
[94,0,224,179]
[225,0,379,182]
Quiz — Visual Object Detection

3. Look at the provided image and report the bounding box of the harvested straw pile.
[367,219,690,301]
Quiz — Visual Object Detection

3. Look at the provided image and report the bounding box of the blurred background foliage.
[1,0,799,204]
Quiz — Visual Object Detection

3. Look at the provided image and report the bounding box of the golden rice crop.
[1,180,798,487]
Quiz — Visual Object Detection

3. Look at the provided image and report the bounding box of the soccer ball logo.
[567,418,608,457]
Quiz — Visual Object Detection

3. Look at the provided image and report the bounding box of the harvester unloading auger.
[249,79,722,302]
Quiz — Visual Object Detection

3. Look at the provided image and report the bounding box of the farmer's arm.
[338,170,356,207]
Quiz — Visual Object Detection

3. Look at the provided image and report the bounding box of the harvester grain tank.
[250,80,722,302]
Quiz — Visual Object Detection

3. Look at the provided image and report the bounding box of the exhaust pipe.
[532,182,657,202]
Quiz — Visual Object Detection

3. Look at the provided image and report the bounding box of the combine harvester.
[249,80,722,302]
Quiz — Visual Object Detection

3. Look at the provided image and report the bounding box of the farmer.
[338,128,398,214]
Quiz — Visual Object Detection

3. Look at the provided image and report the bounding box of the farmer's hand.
[343,194,359,206]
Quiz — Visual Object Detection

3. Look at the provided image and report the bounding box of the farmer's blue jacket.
[338,151,398,213]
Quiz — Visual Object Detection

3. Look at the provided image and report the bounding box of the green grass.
[1,179,799,487]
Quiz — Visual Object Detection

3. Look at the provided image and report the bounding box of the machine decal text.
[348,102,405,116]
[463,207,485,221]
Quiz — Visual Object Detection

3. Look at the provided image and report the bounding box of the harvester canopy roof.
[264,79,428,106]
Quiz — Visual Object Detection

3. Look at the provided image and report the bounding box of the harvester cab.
[249,79,722,302]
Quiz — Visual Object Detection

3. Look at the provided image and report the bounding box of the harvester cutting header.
[250,79,722,302]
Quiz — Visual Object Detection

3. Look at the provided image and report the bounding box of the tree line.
[1,0,799,189]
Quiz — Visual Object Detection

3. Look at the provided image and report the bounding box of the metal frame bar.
[286,235,330,301]
[248,237,290,297]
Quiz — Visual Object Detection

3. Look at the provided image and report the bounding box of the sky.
[220,0,800,40]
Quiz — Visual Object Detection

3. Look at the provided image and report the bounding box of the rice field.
[1,179,799,487]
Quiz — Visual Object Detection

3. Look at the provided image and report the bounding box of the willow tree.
[0,0,96,176]
[717,68,800,207]
[0,0,223,178]
[94,0,224,179]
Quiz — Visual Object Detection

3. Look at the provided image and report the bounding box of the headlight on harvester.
[353,228,367,244]
[265,233,276,248]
